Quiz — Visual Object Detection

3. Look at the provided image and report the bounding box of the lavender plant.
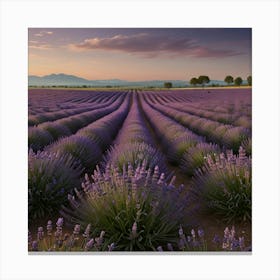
[180,143,220,176]
[39,122,72,140]
[47,135,102,173]
[103,142,170,177]
[166,135,200,165]
[28,218,110,251]
[241,138,252,156]
[61,163,188,251]
[28,127,54,152]
[28,149,83,223]
[223,127,250,153]
[212,226,250,251]
[190,146,251,223]
[28,220,251,252]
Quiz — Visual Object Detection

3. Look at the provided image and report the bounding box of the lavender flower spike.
[191,229,196,238]
[108,243,115,251]
[56,217,64,227]
[131,222,137,238]
[85,238,94,251]
[157,246,163,252]
[73,224,81,235]
[167,243,174,251]
[198,229,204,238]
[32,240,38,251]
[47,220,52,236]
[178,225,184,237]
[37,227,44,240]
[83,224,91,238]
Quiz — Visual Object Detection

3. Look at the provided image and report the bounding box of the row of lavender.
[144,89,251,128]
[28,93,120,126]
[29,94,131,221]
[28,92,126,151]
[28,89,251,251]
[29,89,127,114]
[142,93,251,154]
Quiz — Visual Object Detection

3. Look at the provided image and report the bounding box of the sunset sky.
[28,28,251,81]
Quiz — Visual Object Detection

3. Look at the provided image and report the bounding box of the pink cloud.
[34,31,53,37]
[69,33,242,58]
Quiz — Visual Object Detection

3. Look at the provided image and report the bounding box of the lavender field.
[28,88,252,252]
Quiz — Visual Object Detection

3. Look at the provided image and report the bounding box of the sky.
[28,28,251,81]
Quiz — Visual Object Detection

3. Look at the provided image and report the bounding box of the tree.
[247,75,252,86]
[234,77,243,86]
[190,77,198,87]
[164,82,172,89]
[197,75,210,88]
[224,75,234,86]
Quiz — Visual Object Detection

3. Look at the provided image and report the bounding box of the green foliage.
[190,77,198,86]
[234,77,243,86]
[197,75,210,87]
[247,75,252,86]
[224,75,234,85]
[164,82,172,89]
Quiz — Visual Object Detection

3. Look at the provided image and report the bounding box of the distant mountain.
[28,73,227,87]
[28,73,188,87]
[29,73,95,86]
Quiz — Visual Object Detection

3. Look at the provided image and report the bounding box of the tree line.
[164,75,252,89]
[188,75,252,87]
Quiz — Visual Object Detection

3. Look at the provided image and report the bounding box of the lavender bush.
[28,150,83,223]
[39,122,72,140]
[190,147,251,223]
[180,143,220,176]
[61,163,188,251]
[28,127,54,152]
[47,135,102,173]
[103,142,170,177]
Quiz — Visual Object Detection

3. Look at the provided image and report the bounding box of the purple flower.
[231,239,240,250]
[56,218,63,227]
[167,243,174,251]
[37,227,44,240]
[32,240,38,251]
[198,229,204,238]
[85,238,94,251]
[212,234,221,244]
[83,224,91,238]
[108,243,115,251]
[239,236,245,250]
[131,222,137,238]
[157,246,163,252]
[47,220,52,235]
[73,224,81,235]
[191,229,196,238]
[178,225,184,237]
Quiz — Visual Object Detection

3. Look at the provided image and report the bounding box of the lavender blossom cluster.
[29,218,250,252]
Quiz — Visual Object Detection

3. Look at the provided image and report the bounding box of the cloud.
[34,31,53,37]
[29,45,52,50]
[69,33,242,58]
